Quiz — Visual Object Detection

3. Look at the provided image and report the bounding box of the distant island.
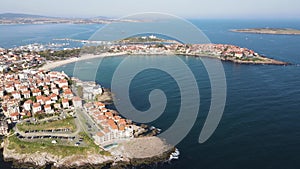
[231,28,300,35]
[0,13,138,25]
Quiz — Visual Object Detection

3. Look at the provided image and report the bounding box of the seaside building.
[79,82,103,100]
[72,96,82,108]
[88,100,136,145]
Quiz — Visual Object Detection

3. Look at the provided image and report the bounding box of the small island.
[231,28,300,35]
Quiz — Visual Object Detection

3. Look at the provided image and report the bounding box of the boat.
[150,126,162,133]
[169,148,180,160]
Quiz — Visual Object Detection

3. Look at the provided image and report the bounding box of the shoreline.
[3,136,174,169]
[40,52,127,70]
[40,51,289,71]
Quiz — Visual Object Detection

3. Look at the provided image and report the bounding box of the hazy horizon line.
[1,12,300,21]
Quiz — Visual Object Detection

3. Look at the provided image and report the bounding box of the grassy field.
[16,117,77,132]
[7,132,110,157]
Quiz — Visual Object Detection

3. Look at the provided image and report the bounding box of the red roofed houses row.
[86,101,135,144]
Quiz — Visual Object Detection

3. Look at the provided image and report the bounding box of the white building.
[72,96,82,109]
[22,90,31,99]
[82,83,103,100]
[23,100,32,111]
[12,91,21,100]
[32,103,41,114]
[62,98,69,109]
[44,104,53,114]
[5,85,14,93]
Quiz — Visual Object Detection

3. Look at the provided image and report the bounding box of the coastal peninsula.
[39,42,288,71]
[231,28,300,35]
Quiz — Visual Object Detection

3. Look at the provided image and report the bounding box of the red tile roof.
[44,104,51,109]
[33,103,41,108]
[10,112,19,117]
[62,98,69,103]
[97,132,104,137]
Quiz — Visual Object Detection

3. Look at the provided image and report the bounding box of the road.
[75,108,102,139]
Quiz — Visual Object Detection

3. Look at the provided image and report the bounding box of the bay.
[1,20,300,169]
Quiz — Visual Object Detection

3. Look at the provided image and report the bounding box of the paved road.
[75,108,102,139]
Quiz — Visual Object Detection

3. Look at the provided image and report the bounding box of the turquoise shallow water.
[2,20,300,168]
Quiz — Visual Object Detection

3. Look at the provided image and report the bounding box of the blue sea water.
[2,20,300,169]
[0,24,103,48]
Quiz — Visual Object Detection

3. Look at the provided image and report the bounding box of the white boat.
[172,148,180,156]
[169,155,179,160]
[169,148,180,160]
[150,126,162,133]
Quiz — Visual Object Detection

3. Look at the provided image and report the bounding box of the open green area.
[16,117,77,132]
[241,57,264,62]
[7,132,110,158]
[39,49,80,60]
[120,36,164,43]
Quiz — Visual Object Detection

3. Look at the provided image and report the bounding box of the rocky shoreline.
[219,56,290,65]
[181,53,290,65]
[2,136,175,169]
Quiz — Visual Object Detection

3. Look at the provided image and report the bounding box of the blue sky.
[1,0,300,19]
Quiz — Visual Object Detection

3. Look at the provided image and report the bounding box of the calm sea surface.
[2,20,300,169]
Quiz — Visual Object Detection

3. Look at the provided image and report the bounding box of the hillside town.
[0,46,144,146]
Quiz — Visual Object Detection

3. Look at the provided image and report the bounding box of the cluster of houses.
[0,64,137,143]
[0,69,82,123]
[106,43,258,59]
[84,101,137,144]
[108,44,172,55]
[175,44,258,58]
[199,44,257,58]
[0,48,46,73]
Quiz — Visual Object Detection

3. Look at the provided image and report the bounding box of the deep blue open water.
[1,20,300,169]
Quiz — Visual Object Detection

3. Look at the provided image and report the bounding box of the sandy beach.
[40,52,127,70]
[40,46,289,71]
